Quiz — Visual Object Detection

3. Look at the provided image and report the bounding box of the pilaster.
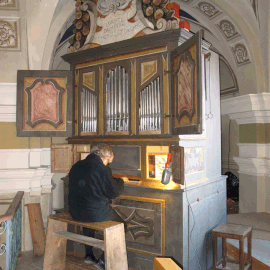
[221,93,270,213]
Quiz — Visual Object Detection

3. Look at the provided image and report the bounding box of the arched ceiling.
[39,0,266,95]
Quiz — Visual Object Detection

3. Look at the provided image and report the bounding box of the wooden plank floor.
[66,254,137,270]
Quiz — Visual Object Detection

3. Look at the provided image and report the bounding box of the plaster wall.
[221,115,239,177]
[0,1,28,82]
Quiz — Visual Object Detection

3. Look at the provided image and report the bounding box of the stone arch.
[41,0,264,96]
[172,0,265,95]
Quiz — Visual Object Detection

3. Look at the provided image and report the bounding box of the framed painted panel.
[171,31,202,135]
[170,145,184,185]
[112,195,166,256]
[17,70,74,137]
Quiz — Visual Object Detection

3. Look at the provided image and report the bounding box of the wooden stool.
[43,212,128,270]
[212,223,252,270]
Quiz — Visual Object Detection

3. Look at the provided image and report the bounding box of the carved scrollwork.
[195,1,222,20]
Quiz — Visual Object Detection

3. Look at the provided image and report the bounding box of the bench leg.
[104,223,128,270]
[43,218,68,270]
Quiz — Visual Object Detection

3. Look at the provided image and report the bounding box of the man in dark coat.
[68,143,127,269]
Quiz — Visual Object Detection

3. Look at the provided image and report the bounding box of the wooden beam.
[53,230,104,250]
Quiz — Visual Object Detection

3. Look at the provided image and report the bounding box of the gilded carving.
[194,1,222,20]
[83,71,95,90]
[230,41,251,66]
[141,60,157,84]
[216,18,240,41]
[0,20,17,48]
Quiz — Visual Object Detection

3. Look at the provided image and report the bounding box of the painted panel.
[83,71,95,91]
[171,145,184,185]
[171,31,202,134]
[112,195,165,256]
[141,60,157,85]
[17,70,73,137]
[184,147,204,174]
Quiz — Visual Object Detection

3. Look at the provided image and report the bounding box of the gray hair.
[90,143,113,159]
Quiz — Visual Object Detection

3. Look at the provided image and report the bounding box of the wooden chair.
[212,223,252,270]
[43,212,128,270]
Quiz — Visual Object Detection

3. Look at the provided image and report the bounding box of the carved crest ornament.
[68,0,180,52]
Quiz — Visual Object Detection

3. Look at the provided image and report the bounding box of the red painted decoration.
[180,21,189,31]
[166,2,180,18]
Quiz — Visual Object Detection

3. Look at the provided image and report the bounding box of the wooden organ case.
[16,29,226,270]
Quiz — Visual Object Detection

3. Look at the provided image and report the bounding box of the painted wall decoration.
[0,0,19,10]
[68,0,180,52]
[215,17,240,41]
[194,1,222,20]
[230,40,251,66]
[184,147,204,174]
[178,0,193,3]
[0,19,19,50]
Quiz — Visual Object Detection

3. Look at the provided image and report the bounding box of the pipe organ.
[139,77,161,133]
[16,29,226,270]
[81,88,97,133]
[60,29,203,138]
[105,66,129,133]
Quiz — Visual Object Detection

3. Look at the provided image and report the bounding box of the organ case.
[62,28,203,138]
[16,29,202,138]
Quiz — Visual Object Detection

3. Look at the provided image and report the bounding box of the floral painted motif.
[0,21,16,47]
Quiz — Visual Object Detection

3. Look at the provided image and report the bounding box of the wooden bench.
[43,212,128,270]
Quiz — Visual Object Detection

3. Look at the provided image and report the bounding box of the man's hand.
[121,177,129,183]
